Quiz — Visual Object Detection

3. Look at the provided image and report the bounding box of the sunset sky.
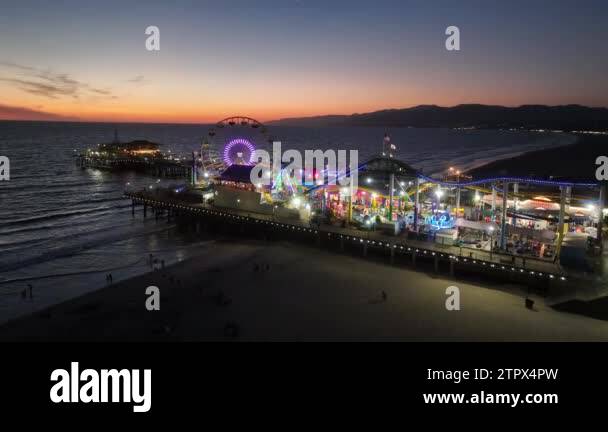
[1,0,607,123]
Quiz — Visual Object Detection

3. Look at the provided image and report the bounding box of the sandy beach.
[2,238,608,341]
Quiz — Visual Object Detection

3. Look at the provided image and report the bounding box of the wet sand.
[2,239,608,341]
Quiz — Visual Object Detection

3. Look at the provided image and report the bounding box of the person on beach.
[381,291,387,302]
[108,273,113,284]
[27,284,33,299]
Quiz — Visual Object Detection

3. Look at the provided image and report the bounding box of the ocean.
[0,120,576,323]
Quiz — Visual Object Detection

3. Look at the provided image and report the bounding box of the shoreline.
[466,133,604,181]
[0,224,217,326]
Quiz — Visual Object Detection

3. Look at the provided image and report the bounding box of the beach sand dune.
[1,240,608,342]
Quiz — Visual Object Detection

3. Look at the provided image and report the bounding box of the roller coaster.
[306,158,600,196]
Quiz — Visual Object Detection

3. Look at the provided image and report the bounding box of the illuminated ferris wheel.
[204,116,275,168]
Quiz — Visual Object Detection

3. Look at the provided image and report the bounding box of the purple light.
[223,138,256,166]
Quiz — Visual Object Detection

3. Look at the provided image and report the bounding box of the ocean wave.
[0,222,176,273]
[0,202,132,231]
[0,257,145,287]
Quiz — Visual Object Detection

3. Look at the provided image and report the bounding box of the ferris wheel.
[203,116,276,170]
[207,116,275,143]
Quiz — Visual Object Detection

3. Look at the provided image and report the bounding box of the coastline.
[0,225,217,326]
[466,133,604,181]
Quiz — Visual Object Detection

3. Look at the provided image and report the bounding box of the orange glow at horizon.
[3,60,606,124]
[2,85,537,124]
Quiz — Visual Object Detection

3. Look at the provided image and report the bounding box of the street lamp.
[435,188,444,212]
[474,192,482,220]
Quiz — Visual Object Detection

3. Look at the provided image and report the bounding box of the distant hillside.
[269,104,608,131]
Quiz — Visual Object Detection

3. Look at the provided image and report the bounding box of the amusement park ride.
[194,116,272,184]
[189,116,605,264]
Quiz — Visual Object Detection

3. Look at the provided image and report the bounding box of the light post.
[435,188,444,208]
[474,191,481,220]
[488,226,495,261]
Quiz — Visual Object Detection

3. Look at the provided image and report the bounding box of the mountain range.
[269,104,608,131]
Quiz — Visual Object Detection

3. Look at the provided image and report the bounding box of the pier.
[120,123,605,296]
[76,135,193,179]
[125,189,570,293]
[77,154,193,178]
